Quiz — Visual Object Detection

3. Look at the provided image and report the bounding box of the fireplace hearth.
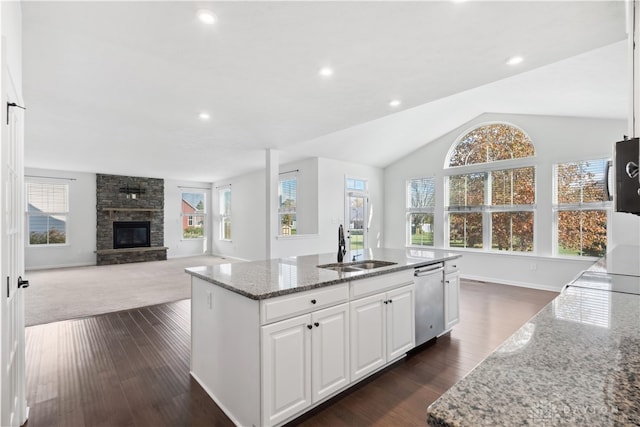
[113,221,151,249]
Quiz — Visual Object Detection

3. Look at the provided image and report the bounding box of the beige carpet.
[24,255,235,326]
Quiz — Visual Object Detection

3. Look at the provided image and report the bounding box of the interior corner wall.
[25,168,97,270]
[270,157,384,259]
[164,179,212,259]
[384,113,634,291]
[211,170,267,261]
[210,157,384,261]
[315,157,385,254]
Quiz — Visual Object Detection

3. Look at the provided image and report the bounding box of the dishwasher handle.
[414,264,444,277]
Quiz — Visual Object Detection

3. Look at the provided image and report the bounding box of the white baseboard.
[25,261,96,271]
[461,274,563,292]
[209,252,251,262]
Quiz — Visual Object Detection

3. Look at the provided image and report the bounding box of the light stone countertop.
[185,248,460,300]
[427,245,640,426]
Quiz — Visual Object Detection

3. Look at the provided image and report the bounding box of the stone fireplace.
[96,174,167,265]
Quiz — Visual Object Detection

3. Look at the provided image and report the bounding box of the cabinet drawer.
[350,269,414,300]
[260,283,349,325]
[444,259,461,274]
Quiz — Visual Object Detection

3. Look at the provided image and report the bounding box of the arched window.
[447,123,535,167]
[445,123,536,252]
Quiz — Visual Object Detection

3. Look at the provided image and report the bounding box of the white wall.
[25,168,213,269]
[2,0,23,96]
[25,168,97,269]
[211,170,267,261]
[384,113,636,291]
[164,179,212,259]
[211,156,384,261]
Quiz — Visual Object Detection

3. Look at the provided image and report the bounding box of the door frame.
[1,35,29,427]
[344,176,369,260]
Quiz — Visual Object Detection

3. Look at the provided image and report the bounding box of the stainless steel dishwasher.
[414,263,445,346]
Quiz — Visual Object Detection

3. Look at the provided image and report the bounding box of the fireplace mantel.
[102,207,162,220]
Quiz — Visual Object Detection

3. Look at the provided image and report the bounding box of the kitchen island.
[427,245,640,426]
[185,248,460,427]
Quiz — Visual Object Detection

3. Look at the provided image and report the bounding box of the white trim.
[461,274,563,293]
[208,252,250,262]
[25,261,95,271]
[275,233,320,240]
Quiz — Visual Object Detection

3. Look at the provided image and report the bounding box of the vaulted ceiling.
[22,1,627,182]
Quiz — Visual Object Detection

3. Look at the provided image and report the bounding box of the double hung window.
[27,182,69,245]
[278,173,297,236]
[219,187,231,240]
[181,192,206,239]
[407,177,435,246]
[553,159,611,257]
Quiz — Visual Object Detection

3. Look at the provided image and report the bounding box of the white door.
[350,293,385,382]
[1,40,28,427]
[261,314,311,426]
[311,303,349,403]
[346,193,367,259]
[386,285,415,361]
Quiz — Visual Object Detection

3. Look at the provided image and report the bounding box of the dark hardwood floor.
[24,280,558,427]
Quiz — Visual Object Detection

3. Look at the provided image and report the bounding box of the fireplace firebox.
[113,221,151,249]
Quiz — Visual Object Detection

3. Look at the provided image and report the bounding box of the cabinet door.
[262,314,311,426]
[444,272,460,330]
[350,293,386,382]
[386,284,415,361]
[311,303,350,403]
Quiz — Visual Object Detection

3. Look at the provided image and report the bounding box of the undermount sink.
[352,260,397,269]
[317,260,397,272]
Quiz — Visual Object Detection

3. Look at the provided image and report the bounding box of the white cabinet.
[262,303,350,426]
[311,304,350,402]
[350,284,415,382]
[350,293,386,381]
[386,285,416,360]
[444,260,460,331]
[262,314,311,426]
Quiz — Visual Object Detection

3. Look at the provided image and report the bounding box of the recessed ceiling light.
[197,9,217,25]
[389,99,401,108]
[199,112,210,120]
[318,67,334,78]
[506,56,524,66]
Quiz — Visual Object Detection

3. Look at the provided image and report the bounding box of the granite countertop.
[427,245,640,426]
[185,248,460,300]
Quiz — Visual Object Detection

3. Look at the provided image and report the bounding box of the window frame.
[219,186,232,241]
[406,176,436,247]
[26,180,70,246]
[181,191,207,240]
[552,158,612,258]
[444,122,537,253]
[278,171,298,237]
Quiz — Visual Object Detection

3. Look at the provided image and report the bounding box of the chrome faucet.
[337,224,346,262]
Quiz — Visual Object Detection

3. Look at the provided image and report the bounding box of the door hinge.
[6,276,9,298]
